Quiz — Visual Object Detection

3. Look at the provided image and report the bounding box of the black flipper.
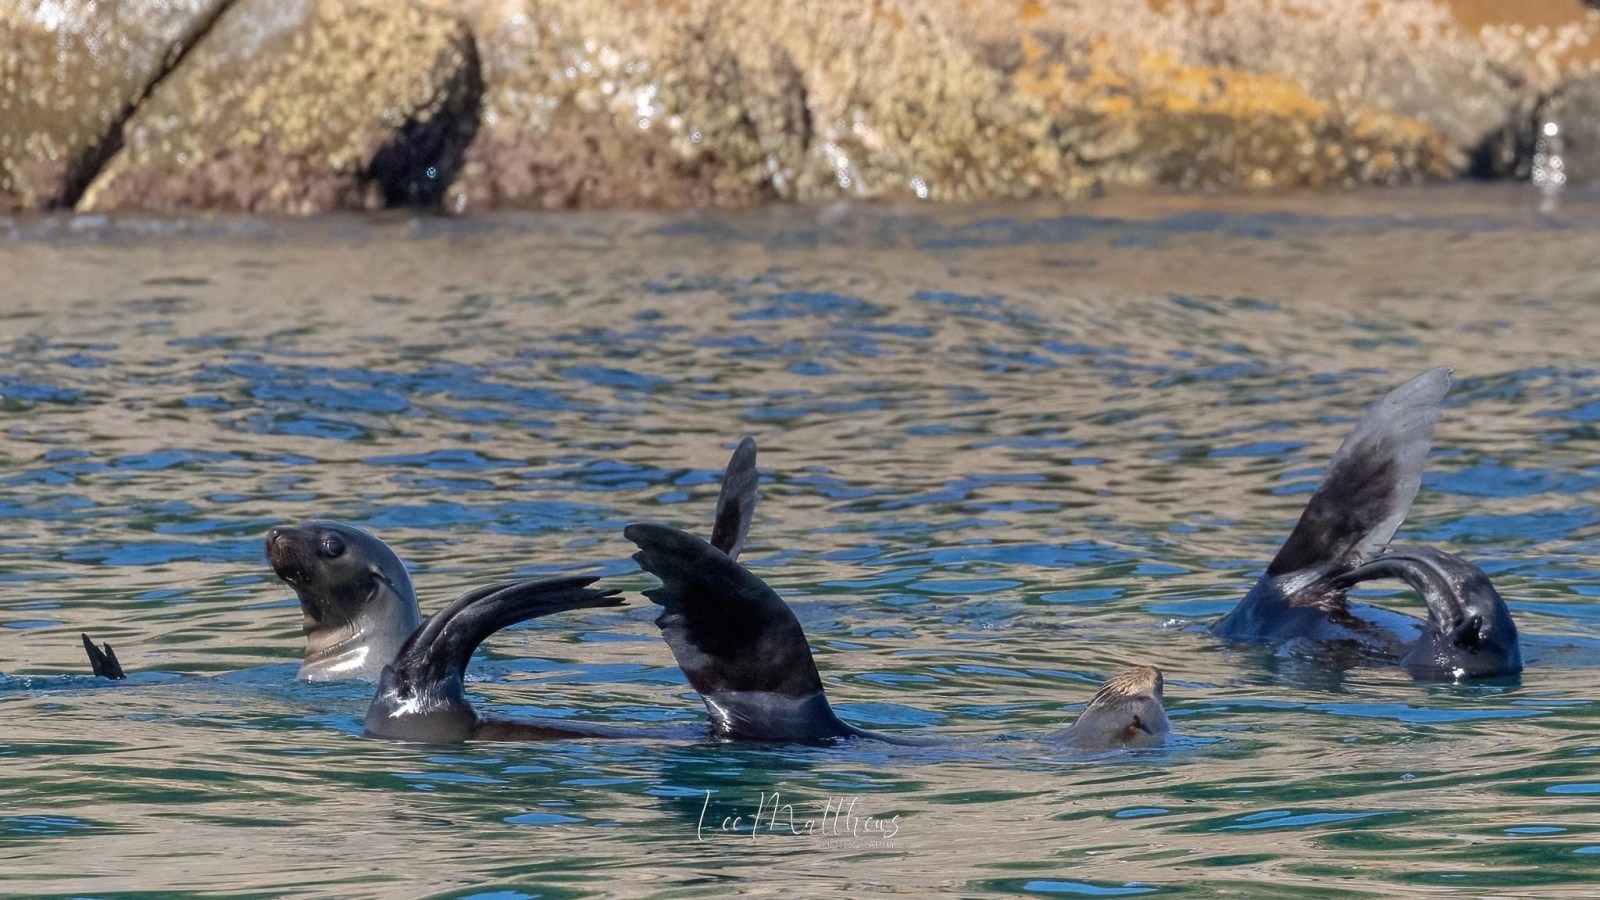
[625,522,855,742]
[81,633,125,680]
[1213,368,1453,643]
[363,576,624,741]
[708,437,758,561]
[1266,367,1452,582]
[1334,545,1521,680]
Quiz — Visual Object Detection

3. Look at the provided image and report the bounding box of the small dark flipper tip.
[82,632,126,680]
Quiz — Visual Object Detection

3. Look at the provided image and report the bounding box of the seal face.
[1047,666,1170,750]
[265,521,422,682]
[1209,368,1522,680]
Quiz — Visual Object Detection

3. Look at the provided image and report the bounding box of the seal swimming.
[629,439,1176,749]
[1046,665,1170,750]
[361,438,759,742]
[266,521,423,682]
[1210,367,1521,680]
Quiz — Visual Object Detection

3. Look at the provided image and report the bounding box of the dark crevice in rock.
[366,24,484,209]
[60,0,241,209]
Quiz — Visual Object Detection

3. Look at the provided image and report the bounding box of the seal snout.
[266,526,312,586]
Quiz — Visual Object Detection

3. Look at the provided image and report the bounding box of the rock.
[451,0,1465,209]
[447,0,814,211]
[10,0,1598,213]
[0,0,229,211]
[77,0,481,214]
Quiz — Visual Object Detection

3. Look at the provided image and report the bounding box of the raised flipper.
[1046,666,1169,750]
[709,437,758,561]
[363,575,625,742]
[1213,368,1452,641]
[1334,545,1521,680]
[81,633,125,680]
[625,522,860,742]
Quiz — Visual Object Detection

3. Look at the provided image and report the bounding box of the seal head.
[1335,545,1521,680]
[1047,666,1170,750]
[266,521,422,682]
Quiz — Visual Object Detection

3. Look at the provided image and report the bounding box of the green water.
[1,186,1599,897]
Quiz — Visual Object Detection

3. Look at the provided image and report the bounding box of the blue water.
[2,187,1600,896]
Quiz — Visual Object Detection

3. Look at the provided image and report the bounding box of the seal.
[265,521,422,682]
[363,574,625,741]
[1210,367,1522,680]
[361,438,757,743]
[1046,666,1170,750]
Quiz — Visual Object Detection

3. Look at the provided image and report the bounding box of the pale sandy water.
[1,186,1599,897]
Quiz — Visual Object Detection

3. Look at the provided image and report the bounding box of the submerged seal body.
[266,522,422,682]
[1211,368,1521,680]
[1047,666,1170,750]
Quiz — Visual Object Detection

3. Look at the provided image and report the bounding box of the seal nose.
[267,527,286,547]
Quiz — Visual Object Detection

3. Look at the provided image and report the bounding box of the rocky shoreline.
[3,0,1598,215]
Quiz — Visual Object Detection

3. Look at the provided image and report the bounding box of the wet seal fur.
[1210,368,1521,680]
[1046,666,1170,750]
[266,522,423,682]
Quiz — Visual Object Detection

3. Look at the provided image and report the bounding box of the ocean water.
[2,186,1599,897]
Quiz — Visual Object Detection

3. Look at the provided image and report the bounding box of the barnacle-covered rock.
[77,0,481,214]
[0,0,228,211]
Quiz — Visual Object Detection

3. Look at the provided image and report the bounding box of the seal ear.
[625,522,853,741]
[708,437,758,561]
[81,633,125,680]
[389,575,624,691]
[1266,367,1451,580]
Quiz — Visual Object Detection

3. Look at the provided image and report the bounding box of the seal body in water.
[266,522,422,682]
[1046,666,1170,750]
[1210,367,1521,680]
[362,438,760,742]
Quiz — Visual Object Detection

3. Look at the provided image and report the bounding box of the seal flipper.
[1046,666,1169,751]
[1335,545,1521,680]
[81,633,125,680]
[708,437,758,561]
[1214,368,1452,641]
[625,522,859,742]
[1267,367,1451,580]
[363,575,624,742]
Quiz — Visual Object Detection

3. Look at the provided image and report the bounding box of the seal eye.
[319,534,346,559]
